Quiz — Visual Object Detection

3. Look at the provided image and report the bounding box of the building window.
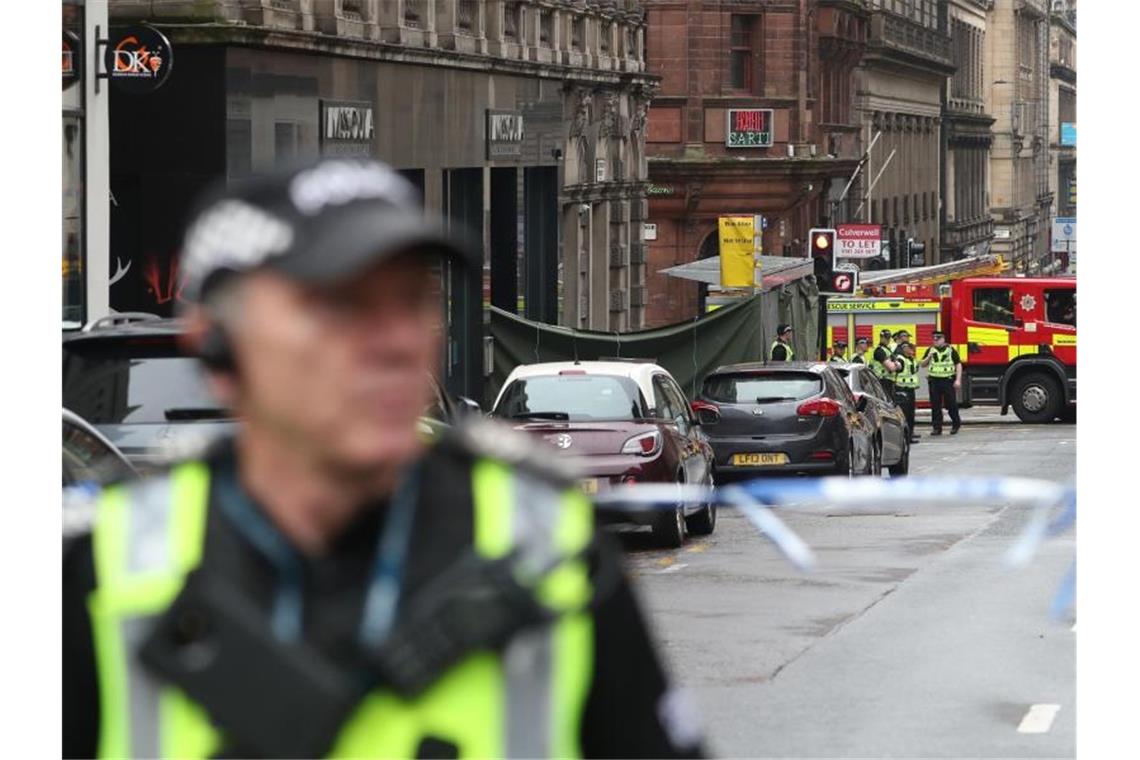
[457,0,477,33]
[600,21,611,54]
[571,16,583,51]
[504,2,520,40]
[404,0,425,28]
[540,10,553,46]
[730,15,756,92]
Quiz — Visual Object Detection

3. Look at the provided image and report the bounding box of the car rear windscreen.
[703,372,822,404]
[63,338,231,425]
[494,374,646,421]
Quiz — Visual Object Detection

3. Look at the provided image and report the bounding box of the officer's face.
[226,251,441,473]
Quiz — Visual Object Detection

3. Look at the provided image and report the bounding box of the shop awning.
[658,255,815,292]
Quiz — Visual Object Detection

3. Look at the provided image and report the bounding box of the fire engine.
[827,275,1075,423]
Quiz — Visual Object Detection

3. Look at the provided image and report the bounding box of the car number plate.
[579,478,599,494]
[732,453,789,466]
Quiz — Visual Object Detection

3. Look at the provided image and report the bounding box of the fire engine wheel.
[1010,371,1062,423]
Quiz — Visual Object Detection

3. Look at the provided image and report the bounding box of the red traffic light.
[814,233,832,250]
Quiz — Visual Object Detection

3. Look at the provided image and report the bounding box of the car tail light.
[622,474,640,484]
[559,369,587,375]
[809,450,835,461]
[797,398,841,417]
[621,430,662,456]
[691,400,719,414]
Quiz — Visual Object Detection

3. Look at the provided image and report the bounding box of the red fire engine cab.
[942,276,1076,422]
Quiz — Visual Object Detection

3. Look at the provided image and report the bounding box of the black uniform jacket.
[63,430,704,759]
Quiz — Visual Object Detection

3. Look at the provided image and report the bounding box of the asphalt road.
[622,419,1076,758]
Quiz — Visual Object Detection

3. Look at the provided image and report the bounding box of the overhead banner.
[836,223,882,259]
[718,216,756,287]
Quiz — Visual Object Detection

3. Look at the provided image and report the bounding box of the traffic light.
[809,227,836,281]
[906,237,926,267]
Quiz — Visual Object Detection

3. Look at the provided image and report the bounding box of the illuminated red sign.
[726,108,773,148]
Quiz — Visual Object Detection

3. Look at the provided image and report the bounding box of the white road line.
[657,563,689,574]
[1017,704,1060,734]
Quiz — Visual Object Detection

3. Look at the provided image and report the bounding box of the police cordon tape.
[593,476,1076,619]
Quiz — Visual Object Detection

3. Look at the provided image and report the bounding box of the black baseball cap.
[880,328,892,337]
[777,323,793,335]
[834,339,848,347]
[180,159,478,303]
[932,330,946,339]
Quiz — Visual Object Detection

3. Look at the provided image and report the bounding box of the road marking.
[685,543,710,554]
[657,563,688,574]
[1017,704,1060,734]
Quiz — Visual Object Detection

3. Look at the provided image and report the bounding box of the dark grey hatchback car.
[692,361,876,479]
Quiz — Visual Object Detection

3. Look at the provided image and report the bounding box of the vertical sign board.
[1051,217,1076,253]
[835,224,882,259]
[718,216,756,287]
[725,109,774,148]
[320,101,375,157]
[486,109,524,159]
[1060,123,1076,147]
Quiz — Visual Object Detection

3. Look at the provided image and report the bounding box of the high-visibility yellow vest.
[769,340,794,361]
[88,459,594,759]
[895,356,920,389]
[928,346,956,379]
[869,345,893,379]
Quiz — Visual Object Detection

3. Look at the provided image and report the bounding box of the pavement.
[915,404,1019,425]
[621,420,1076,758]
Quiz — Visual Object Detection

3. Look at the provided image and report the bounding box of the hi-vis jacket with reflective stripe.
[88,459,595,759]
[769,340,794,361]
[927,346,957,379]
[895,356,920,390]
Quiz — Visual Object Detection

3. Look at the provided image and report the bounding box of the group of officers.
[768,323,963,438]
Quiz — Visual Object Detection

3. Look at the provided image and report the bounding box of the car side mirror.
[456,396,483,417]
[690,401,720,426]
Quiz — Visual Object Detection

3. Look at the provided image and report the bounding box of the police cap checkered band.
[180,159,478,303]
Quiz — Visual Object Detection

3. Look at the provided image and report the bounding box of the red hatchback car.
[490,361,716,547]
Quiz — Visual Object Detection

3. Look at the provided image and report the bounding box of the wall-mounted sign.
[726,108,774,148]
[1060,122,1076,147]
[642,222,658,241]
[486,109,524,159]
[104,24,173,94]
[993,227,1011,240]
[835,223,882,259]
[1051,216,1076,253]
[646,184,675,196]
[63,31,81,90]
[320,100,375,157]
[596,158,606,183]
[718,216,757,287]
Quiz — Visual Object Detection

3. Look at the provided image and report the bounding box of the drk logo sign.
[104,25,174,94]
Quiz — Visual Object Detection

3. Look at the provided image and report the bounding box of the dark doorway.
[490,168,519,313]
[442,168,484,402]
[523,166,559,324]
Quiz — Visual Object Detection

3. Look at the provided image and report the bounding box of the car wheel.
[888,438,910,476]
[652,485,686,548]
[686,501,716,536]
[1010,371,1062,423]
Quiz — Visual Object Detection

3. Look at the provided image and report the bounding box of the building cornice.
[154,23,660,88]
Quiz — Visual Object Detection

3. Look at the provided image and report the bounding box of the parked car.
[832,364,910,476]
[63,408,137,489]
[63,314,474,470]
[490,360,716,547]
[692,361,876,479]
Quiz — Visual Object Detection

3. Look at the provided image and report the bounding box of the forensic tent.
[488,268,820,403]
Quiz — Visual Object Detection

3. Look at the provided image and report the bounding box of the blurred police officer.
[869,328,901,395]
[829,339,848,364]
[770,324,795,361]
[891,330,911,356]
[63,160,703,759]
[920,330,963,435]
[893,342,921,443]
[850,336,870,364]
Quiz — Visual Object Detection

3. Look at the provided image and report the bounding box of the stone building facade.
[1048,0,1075,271]
[107,0,654,402]
[984,0,1052,272]
[642,0,869,326]
[853,0,955,269]
[941,0,994,262]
